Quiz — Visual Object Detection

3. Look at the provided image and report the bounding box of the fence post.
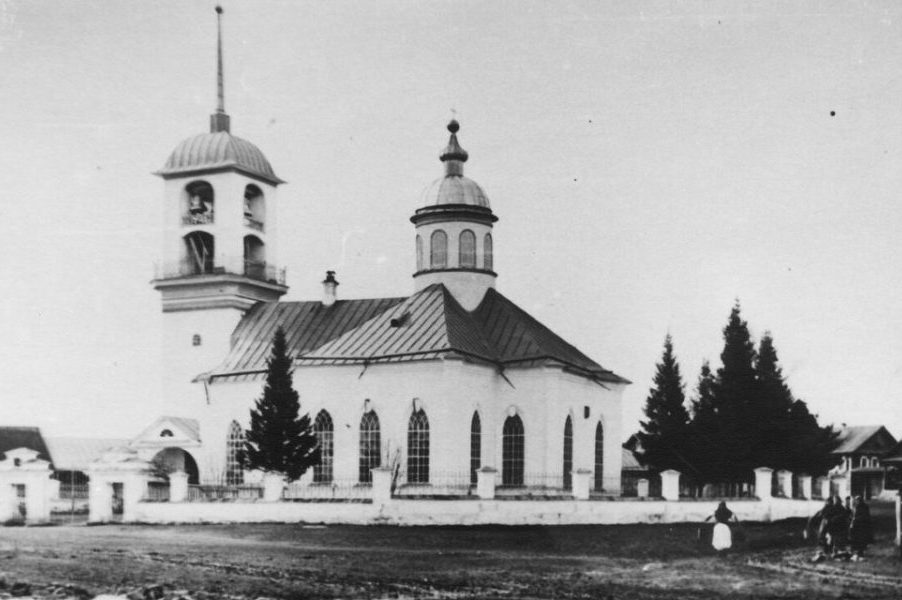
[637,478,649,498]
[660,470,680,501]
[169,471,188,502]
[776,470,792,498]
[476,467,497,500]
[754,467,773,500]
[819,476,831,500]
[572,469,591,500]
[0,448,53,524]
[262,472,285,502]
[797,474,812,500]
[371,467,393,505]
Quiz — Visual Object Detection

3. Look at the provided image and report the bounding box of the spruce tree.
[712,302,759,480]
[687,360,720,482]
[754,332,795,468]
[637,335,693,474]
[243,326,319,482]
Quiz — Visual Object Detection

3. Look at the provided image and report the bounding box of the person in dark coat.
[807,497,840,562]
[830,496,851,559]
[849,495,873,560]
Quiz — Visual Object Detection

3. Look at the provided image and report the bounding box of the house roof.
[0,427,51,464]
[209,284,627,385]
[44,437,127,471]
[831,425,897,455]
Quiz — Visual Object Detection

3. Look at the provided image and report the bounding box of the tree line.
[636,302,839,485]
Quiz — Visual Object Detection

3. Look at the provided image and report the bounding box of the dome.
[422,175,490,208]
[157,131,283,185]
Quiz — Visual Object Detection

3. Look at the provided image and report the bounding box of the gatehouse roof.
[831,425,897,455]
[0,427,52,464]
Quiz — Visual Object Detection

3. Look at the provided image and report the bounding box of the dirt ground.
[0,504,900,599]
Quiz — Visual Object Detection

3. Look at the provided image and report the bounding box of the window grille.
[313,410,334,484]
[594,421,605,491]
[563,416,573,490]
[502,415,524,486]
[359,411,381,483]
[459,229,476,268]
[225,421,244,485]
[470,412,481,485]
[430,230,448,269]
[407,409,430,484]
[484,233,493,271]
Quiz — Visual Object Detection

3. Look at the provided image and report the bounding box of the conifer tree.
[637,335,693,474]
[753,332,795,468]
[243,327,319,482]
[687,360,721,482]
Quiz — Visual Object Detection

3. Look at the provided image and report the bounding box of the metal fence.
[283,480,371,502]
[58,483,90,500]
[144,482,171,502]
[680,479,755,499]
[187,484,263,502]
[393,470,474,498]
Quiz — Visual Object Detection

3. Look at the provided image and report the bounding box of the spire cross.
[216,5,225,114]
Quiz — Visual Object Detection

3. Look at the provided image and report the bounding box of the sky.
[0,0,900,440]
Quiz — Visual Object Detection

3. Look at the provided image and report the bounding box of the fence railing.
[58,483,90,500]
[392,470,474,497]
[680,480,755,499]
[144,482,171,502]
[187,484,263,502]
[154,257,286,285]
[283,480,371,501]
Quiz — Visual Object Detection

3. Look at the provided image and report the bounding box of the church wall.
[199,357,625,489]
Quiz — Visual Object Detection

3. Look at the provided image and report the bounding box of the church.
[131,9,630,498]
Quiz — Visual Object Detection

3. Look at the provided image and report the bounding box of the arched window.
[415,235,424,271]
[563,416,573,491]
[594,421,605,492]
[243,235,266,280]
[183,231,214,275]
[407,409,429,484]
[359,411,381,483]
[470,412,481,486]
[502,414,524,487]
[459,230,476,268]
[225,421,244,486]
[313,410,334,484]
[430,230,448,269]
[243,184,265,231]
[484,233,493,271]
[184,180,214,225]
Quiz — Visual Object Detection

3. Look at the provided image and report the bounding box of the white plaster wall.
[132,497,825,526]
[198,357,625,490]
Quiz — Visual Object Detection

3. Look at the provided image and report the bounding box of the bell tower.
[152,6,288,407]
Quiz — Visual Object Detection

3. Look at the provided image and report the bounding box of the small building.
[829,425,898,499]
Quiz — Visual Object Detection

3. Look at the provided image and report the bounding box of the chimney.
[322,271,339,307]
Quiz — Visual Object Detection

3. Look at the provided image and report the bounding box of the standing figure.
[807,497,839,562]
[705,501,739,551]
[831,496,851,559]
[849,496,873,561]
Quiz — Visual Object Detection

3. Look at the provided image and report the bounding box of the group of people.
[806,495,873,562]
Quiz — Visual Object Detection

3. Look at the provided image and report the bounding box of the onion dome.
[422,120,490,208]
[157,132,284,185]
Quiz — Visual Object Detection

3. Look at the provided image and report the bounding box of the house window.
[313,410,334,484]
[407,409,429,484]
[225,421,244,485]
[563,416,573,490]
[430,230,448,269]
[470,412,481,486]
[502,414,524,486]
[359,411,381,484]
[484,233,493,271]
[594,421,604,491]
[459,229,476,268]
[415,235,424,271]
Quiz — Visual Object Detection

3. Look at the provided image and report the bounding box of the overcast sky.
[0,1,900,440]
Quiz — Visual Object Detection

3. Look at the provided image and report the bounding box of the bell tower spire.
[210,5,230,134]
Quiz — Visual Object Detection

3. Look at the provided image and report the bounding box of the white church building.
[130,11,630,498]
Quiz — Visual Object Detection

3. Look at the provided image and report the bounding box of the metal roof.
[296,284,628,384]
[422,175,490,208]
[44,437,126,471]
[208,296,406,382]
[831,425,897,455]
[0,427,51,464]
[157,131,283,185]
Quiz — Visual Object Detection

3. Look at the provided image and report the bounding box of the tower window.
[484,233,493,271]
[243,235,266,280]
[459,230,476,268]
[192,334,202,346]
[183,231,215,275]
[184,181,214,225]
[243,184,265,231]
[415,235,424,271]
[430,230,447,269]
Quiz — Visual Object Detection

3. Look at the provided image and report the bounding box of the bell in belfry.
[189,194,205,214]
